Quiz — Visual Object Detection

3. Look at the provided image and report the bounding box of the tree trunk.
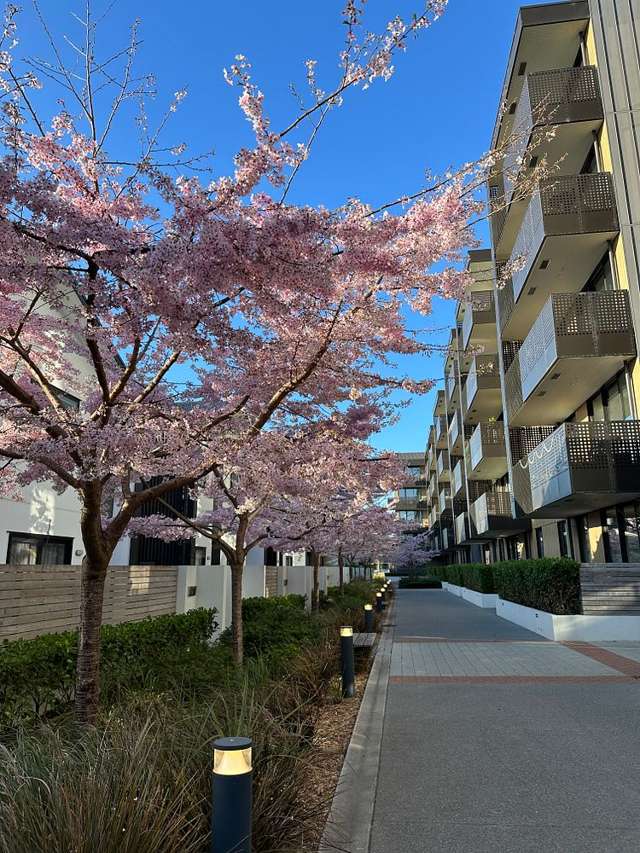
[312,551,321,612]
[75,554,109,725]
[230,559,244,665]
[338,548,344,589]
[75,487,112,725]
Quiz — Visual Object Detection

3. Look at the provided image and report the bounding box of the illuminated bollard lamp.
[340,626,356,698]
[211,736,252,853]
[364,603,374,632]
[375,591,384,613]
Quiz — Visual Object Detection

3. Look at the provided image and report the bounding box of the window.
[557,520,573,558]
[535,527,544,558]
[399,488,420,499]
[622,504,640,563]
[582,254,614,293]
[211,547,221,565]
[602,510,623,562]
[7,532,73,565]
[52,386,80,411]
[195,546,207,566]
[285,555,293,567]
[586,370,631,423]
[575,516,590,563]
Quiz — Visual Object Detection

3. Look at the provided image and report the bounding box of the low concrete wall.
[496,597,640,641]
[461,588,498,609]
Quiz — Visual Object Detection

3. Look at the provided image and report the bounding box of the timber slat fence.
[0,564,178,641]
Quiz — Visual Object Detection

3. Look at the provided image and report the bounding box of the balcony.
[463,355,502,423]
[462,290,496,352]
[445,364,459,407]
[470,491,527,537]
[448,409,464,453]
[429,505,438,528]
[501,172,619,340]
[468,423,508,479]
[455,511,469,545]
[438,487,451,514]
[434,415,448,449]
[505,291,636,426]
[511,420,640,517]
[437,449,451,481]
[441,526,452,551]
[503,66,603,209]
[452,459,464,496]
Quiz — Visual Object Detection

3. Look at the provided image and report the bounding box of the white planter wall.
[496,597,640,641]
[462,588,499,609]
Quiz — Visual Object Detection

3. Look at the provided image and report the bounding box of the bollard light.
[375,591,383,613]
[211,736,252,853]
[364,603,374,632]
[340,626,356,698]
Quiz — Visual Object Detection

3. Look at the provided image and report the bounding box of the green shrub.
[220,596,321,662]
[461,563,496,594]
[398,576,442,589]
[493,558,581,614]
[0,608,217,731]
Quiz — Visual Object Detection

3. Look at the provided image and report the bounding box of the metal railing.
[471,491,513,536]
[437,449,450,477]
[434,415,447,444]
[464,355,501,413]
[505,291,635,420]
[504,66,603,205]
[452,459,464,496]
[448,410,461,447]
[509,172,618,303]
[469,423,506,471]
[455,512,468,544]
[462,290,495,351]
[446,366,457,404]
[512,420,640,515]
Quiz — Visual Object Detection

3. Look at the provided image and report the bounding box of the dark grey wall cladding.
[589,0,640,334]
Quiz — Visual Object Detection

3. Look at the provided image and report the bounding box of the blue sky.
[22,0,557,453]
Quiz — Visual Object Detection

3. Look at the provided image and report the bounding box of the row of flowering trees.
[0,0,493,723]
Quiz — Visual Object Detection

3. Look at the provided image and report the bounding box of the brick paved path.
[370,589,640,853]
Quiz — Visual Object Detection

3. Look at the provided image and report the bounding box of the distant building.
[393,451,428,531]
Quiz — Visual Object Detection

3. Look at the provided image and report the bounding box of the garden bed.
[0,581,379,852]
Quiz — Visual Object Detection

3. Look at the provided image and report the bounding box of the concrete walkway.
[369,589,640,853]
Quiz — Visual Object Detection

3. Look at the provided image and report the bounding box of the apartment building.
[425,0,640,565]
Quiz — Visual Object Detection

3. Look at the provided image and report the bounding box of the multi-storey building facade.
[426,0,640,565]
[394,451,428,530]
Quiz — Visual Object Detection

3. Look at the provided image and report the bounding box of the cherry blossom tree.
[0,0,503,722]
[133,416,403,659]
[389,531,436,571]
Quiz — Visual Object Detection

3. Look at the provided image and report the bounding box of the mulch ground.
[296,664,371,851]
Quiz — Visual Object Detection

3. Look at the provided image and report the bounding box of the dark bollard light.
[375,591,383,613]
[211,736,252,853]
[364,603,374,632]
[340,626,356,698]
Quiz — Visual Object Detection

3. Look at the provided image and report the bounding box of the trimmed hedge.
[398,576,442,589]
[433,558,581,614]
[0,608,217,730]
[493,558,581,615]
[461,563,495,594]
[230,595,321,660]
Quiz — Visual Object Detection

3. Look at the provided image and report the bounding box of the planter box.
[462,588,498,609]
[496,597,640,641]
[443,583,497,608]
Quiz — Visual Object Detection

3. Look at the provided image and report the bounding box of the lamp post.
[364,603,374,632]
[211,736,253,853]
[340,626,356,698]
